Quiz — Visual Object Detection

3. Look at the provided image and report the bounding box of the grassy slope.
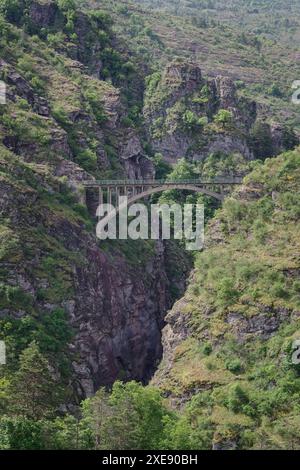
[0,5,132,175]
[154,147,300,448]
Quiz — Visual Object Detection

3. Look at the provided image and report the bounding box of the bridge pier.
[79,187,86,206]
[107,187,112,205]
[99,187,103,206]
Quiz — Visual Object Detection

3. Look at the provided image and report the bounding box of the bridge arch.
[95,184,224,233]
[123,184,224,204]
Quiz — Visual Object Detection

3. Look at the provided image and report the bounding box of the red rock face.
[163,62,203,96]
[71,240,172,396]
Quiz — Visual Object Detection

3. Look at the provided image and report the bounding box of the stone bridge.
[79,176,243,213]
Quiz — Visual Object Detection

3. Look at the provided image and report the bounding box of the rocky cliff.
[0,1,189,399]
[143,61,297,163]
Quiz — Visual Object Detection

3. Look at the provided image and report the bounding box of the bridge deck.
[81,177,243,187]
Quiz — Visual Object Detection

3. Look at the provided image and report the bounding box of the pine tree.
[9,341,60,420]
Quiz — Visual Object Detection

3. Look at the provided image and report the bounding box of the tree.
[0,416,47,450]
[214,109,234,129]
[0,0,25,25]
[282,126,298,151]
[0,377,9,414]
[182,110,198,130]
[167,158,195,182]
[50,415,91,450]
[160,413,212,450]
[268,83,283,98]
[158,158,196,204]
[57,0,76,12]
[226,384,249,413]
[249,121,273,159]
[81,381,170,450]
[9,341,61,420]
[153,153,171,179]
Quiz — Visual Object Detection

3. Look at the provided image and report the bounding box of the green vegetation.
[9,341,63,420]
[0,379,168,449]
[1,0,300,451]
[213,109,234,129]
[66,148,300,450]
[154,148,300,449]
[102,0,300,130]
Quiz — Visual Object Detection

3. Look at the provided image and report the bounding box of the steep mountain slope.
[0,0,153,178]
[0,149,188,396]
[0,0,300,451]
[1,0,296,401]
[90,0,300,130]
[154,148,300,449]
[0,0,191,399]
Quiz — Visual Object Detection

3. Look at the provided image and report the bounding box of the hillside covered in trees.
[0,0,300,451]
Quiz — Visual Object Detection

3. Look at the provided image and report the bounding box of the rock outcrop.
[120,131,155,179]
[0,48,153,180]
[24,1,105,77]
[143,61,297,163]
[72,239,171,395]
[0,59,50,117]
[29,0,58,28]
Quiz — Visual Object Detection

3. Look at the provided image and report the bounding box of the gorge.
[0,0,300,451]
